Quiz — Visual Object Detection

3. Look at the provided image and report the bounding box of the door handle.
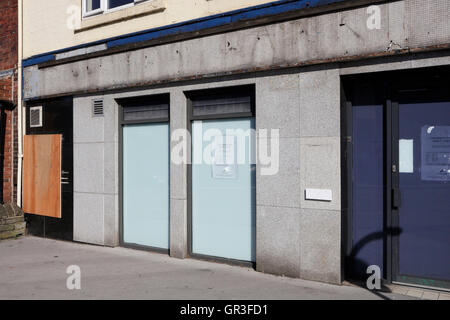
[392,188,401,209]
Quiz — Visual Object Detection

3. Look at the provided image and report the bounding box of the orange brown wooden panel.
[23,134,62,218]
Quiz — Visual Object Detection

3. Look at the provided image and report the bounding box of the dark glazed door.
[392,101,450,289]
[346,67,450,289]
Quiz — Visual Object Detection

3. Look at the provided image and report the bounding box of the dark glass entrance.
[393,101,450,287]
[344,66,450,289]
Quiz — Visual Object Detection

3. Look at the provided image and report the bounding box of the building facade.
[20,0,450,289]
[0,0,18,205]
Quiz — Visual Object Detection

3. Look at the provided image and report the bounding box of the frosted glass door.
[123,123,169,249]
[192,118,256,262]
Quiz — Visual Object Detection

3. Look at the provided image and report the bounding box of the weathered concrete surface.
[0,237,413,300]
[169,90,189,259]
[23,0,450,99]
[73,96,119,247]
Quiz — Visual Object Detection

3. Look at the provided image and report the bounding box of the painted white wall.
[23,0,274,58]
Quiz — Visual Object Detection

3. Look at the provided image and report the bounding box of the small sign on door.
[399,139,414,173]
[212,139,238,179]
[421,126,450,181]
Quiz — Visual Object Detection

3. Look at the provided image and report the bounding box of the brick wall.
[0,0,18,204]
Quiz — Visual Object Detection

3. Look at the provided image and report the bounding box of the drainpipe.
[17,0,23,207]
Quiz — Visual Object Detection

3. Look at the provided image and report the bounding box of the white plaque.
[305,189,332,202]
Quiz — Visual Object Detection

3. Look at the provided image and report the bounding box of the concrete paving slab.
[438,293,450,300]
[0,236,414,300]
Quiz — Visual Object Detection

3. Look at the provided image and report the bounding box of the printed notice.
[399,139,414,173]
[212,138,238,179]
[421,126,450,181]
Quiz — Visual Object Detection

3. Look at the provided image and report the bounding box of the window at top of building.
[87,0,101,11]
[109,0,134,9]
[83,0,147,18]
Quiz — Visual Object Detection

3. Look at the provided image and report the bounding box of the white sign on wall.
[305,189,333,202]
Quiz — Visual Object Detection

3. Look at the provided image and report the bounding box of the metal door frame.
[117,94,171,254]
[185,84,256,267]
[390,101,450,290]
[343,66,450,290]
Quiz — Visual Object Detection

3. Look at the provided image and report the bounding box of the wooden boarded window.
[23,135,62,218]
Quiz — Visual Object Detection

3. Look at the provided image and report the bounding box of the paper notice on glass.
[399,139,414,173]
[421,126,450,181]
[212,139,237,179]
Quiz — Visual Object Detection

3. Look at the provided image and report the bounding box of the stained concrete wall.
[23,0,275,59]
[254,68,342,283]
[24,0,450,100]
[73,95,119,246]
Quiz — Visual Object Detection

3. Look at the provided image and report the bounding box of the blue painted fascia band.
[22,54,56,68]
[22,0,351,67]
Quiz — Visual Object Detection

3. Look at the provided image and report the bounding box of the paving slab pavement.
[0,236,414,300]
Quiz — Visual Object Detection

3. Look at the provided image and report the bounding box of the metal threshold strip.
[392,281,450,293]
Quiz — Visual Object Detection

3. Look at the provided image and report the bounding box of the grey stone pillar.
[169,90,189,259]
[255,74,302,278]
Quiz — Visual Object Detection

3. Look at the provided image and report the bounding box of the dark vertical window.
[108,0,134,9]
[86,0,101,11]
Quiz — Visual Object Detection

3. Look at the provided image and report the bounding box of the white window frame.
[82,0,105,18]
[82,0,147,18]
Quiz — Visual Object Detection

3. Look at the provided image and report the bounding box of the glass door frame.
[117,94,170,254]
[344,67,450,290]
[185,84,256,267]
[390,98,450,290]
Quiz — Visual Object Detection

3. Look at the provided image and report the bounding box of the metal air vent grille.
[92,99,104,117]
[30,106,43,128]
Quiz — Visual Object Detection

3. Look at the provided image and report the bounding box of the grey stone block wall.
[298,68,342,284]
[255,70,342,284]
[299,68,340,137]
[300,137,341,212]
[73,96,119,247]
[169,90,189,259]
[300,208,342,284]
[255,74,301,278]
[257,206,301,278]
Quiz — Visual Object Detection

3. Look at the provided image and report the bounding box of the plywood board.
[23,134,62,218]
